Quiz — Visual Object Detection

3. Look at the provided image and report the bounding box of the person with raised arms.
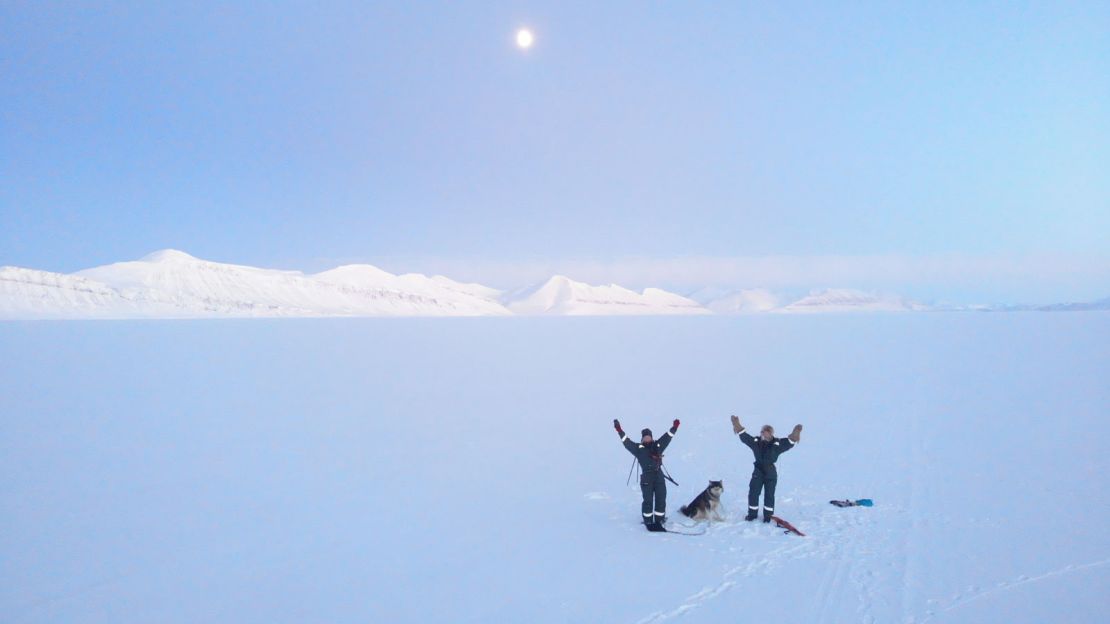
[614,418,680,531]
[731,415,802,522]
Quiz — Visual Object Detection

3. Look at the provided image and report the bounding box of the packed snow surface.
[1,315,1107,623]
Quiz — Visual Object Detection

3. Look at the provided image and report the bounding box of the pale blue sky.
[2,2,1108,302]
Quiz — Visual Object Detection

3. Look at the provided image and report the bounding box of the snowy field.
[1,314,1107,623]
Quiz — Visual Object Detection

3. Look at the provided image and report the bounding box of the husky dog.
[680,480,725,521]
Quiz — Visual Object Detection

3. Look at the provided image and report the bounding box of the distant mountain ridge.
[3,250,511,319]
[1,250,1106,319]
[776,288,929,313]
[503,275,708,316]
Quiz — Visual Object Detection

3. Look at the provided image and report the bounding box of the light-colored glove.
[789,424,803,443]
[730,415,742,434]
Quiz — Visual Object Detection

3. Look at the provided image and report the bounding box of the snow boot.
[763,509,774,523]
[745,508,758,521]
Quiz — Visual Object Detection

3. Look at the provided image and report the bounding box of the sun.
[515,28,534,50]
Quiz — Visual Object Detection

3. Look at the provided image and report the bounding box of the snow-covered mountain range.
[777,288,929,313]
[504,276,708,316]
[689,287,782,314]
[1,250,1105,319]
[1,250,510,319]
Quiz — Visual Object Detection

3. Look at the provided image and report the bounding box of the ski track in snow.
[635,505,887,624]
[632,491,926,623]
[918,559,1110,623]
[629,456,913,623]
[632,406,950,624]
[808,499,901,624]
[899,407,926,624]
[634,522,811,624]
[634,501,1010,624]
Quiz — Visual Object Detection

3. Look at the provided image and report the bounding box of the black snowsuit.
[621,428,676,524]
[737,430,796,518]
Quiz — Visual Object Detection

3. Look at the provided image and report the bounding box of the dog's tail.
[680,505,694,518]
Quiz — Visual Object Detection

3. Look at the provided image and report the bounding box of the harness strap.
[661,464,679,486]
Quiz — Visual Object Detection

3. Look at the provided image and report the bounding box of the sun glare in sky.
[515,28,534,50]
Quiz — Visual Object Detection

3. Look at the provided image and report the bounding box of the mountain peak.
[504,275,708,316]
[140,249,198,263]
[543,275,577,286]
[316,264,397,283]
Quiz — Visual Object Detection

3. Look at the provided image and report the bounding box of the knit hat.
[641,428,653,438]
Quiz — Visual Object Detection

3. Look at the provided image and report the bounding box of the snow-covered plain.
[1,315,1107,623]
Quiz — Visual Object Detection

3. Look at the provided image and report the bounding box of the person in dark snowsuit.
[614,418,680,530]
[730,415,802,522]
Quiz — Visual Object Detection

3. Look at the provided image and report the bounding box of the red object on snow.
[771,516,805,536]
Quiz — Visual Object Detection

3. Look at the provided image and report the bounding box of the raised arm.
[657,419,680,451]
[779,424,803,452]
[614,419,637,453]
[732,415,756,448]
[789,424,802,442]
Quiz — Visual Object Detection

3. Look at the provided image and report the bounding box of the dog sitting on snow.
[680,480,725,521]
